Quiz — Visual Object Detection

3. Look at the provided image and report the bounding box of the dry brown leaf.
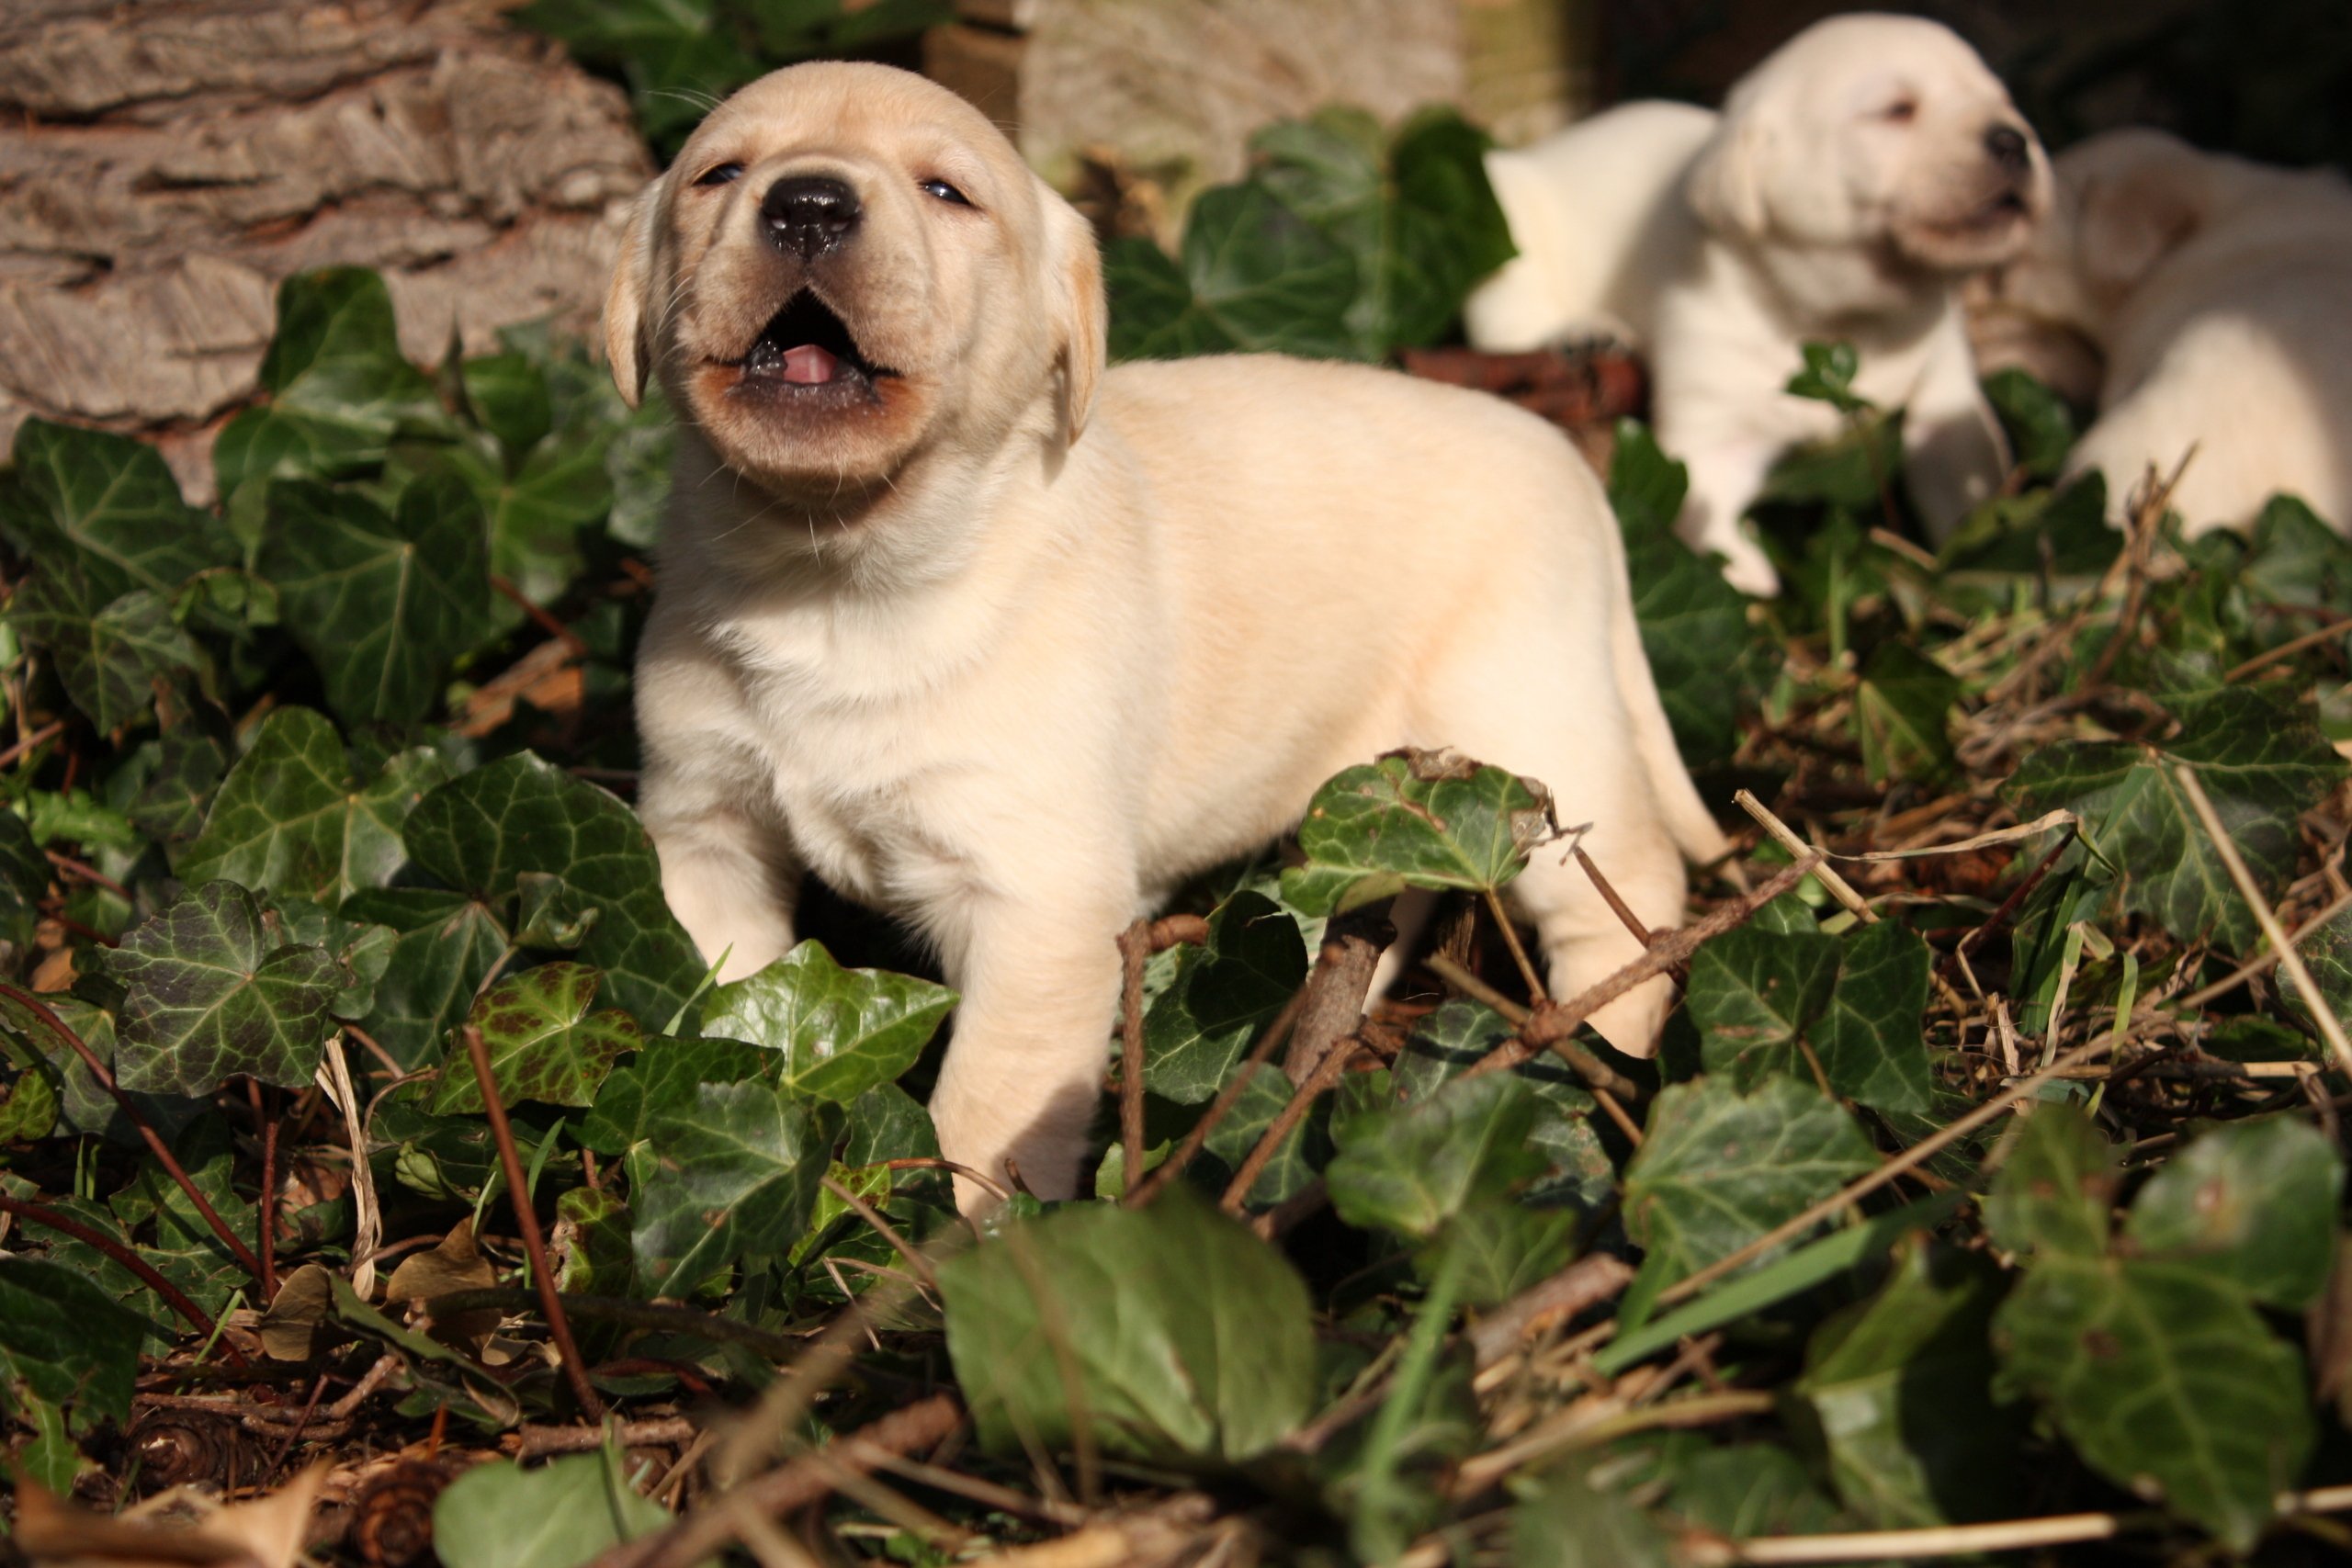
[383,1217,502,1348]
[255,1263,336,1362]
[13,1463,327,1568]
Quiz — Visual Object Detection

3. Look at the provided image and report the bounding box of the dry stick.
[315,1034,382,1299]
[1483,886,1547,1001]
[1222,1032,1364,1213]
[595,1393,965,1568]
[2080,455,2188,692]
[2175,763,2352,1081]
[0,980,266,1286]
[1939,829,2075,985]
[44,847,131,902]
[247,1078,277,1302]
[489,572,589,658]
[459,1023,604,1422]
[818,1173,936,1292]
[1283,901,1392,1084]
[1467,1253,1634,1370]
[0,716,65,770]
[1733,791,1874,924]
[0,1194,226,1347]
[1706,1483,2352,1565]
[2178,885,2352,1010]
[1114,920,1151,1198]
[1124,991,1303,1208]
[879,1156,1011,1203]
[1574,847,1657,946]
[1464,855,1826,1083]
[1652,1032,2118,1317]
[2225,613,2352,683]
[1426,952,1645,1144]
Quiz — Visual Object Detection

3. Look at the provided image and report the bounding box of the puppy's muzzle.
[763,175,862,260]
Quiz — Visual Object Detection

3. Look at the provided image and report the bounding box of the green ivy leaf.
[1202,1061,1325,1210]
[6,568,203,732]
[259,468,490,726]
[0,1258,146,1426]
[1854,641,1959,785]
[177,707,452,902]
[1785,340,1867,413]
[403,752,700,1029]
[1982,367,2077,480]
[458,351,555,455]
[1328,1073,1545,1241]
[340,888,511,1068]
[432,1446,671,1568]
[1142,891,1306,1102]
[1105,181,1359,362]
[2124,1117,2341,1310]
[1284,750,1553,915]
[580,1035,765,1157]
[429,962,642,1115]
[2009,687,2345,953]
[938,1190,1315,1463]
[1815,921,1935,1112]
[701,941,956,1105]
[1609,423,1754,760]
[1620,1076,1876,1325]
[105,881,341,1094]
[1984,1103,2118,1261]
[125,728,231,848]
[1995,1255,2312,1550]
[1686,923,1840,1086]
[1792,1244,2018,1528]
[0,802,50,950]
[0,419,231,601]
[630,1078,831,1297]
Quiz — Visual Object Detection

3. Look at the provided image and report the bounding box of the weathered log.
[0,0,653,500]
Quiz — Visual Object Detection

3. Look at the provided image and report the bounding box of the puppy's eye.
[695,162,745,187]
[920,178,973,207]
[1879,99,1918,124]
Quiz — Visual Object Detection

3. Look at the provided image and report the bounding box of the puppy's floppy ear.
[603,175,667,410]
[2075,160,2205,299]
[1043,190,1106,446]
[1686,98,1772,240]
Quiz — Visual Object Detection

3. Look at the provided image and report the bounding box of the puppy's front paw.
[1717,539,1781,598]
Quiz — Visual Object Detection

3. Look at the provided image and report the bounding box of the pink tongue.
[781,344,839,385]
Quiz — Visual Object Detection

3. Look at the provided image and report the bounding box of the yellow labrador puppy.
[605,62,1725,1208]
[1468,15,2051,594]
[1972,129,2352,534]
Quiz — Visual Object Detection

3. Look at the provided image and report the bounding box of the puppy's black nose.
[762,175,861,258]
[1984,124,2030,174]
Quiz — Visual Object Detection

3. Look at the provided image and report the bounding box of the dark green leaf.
[1792,1243,2018,1527]
[215,269,447,486]
[1815,921,1935,1112]
[259,469,490,725]
[0,1258,145,1426]
[106,881,341,1093]
[1511,1459,1679,1568]
[1995,1255,2312,1550]
[178,707,451,901]
[7,568,202,731]
[1284,750,1553,915]
[1142,891,1306,1102]
[429,962,641,1114]
[341,888,510,1068]
[403,752,700,1028]
[1620,1076,1876,1323]
[1610,423,1754,760]
[2124,1116,2341,1310]
[1105,181,1359,363]
[432,1448,671,1568]
[1785,340,1866,413]
[1854,640,1959,785]
[1328,1072,1544,1240]
[1686,923,1839,1085]
[1982,367,2077,480]
[701,940,956,1104]
[938,1190,1315,1462]
[0,419,230,601]
[1984,1102,2118,1261]
[1203,1061,1324,1209]
[630,1078,830,1297]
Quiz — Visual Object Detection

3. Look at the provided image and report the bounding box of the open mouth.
[1935,188,2032,234]
[734,291,892,394]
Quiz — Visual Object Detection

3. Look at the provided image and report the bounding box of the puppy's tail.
[1603,537,1734,873]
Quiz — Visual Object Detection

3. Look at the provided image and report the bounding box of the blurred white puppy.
[1468,14,2050,593]
[1971,128,2352,534]
[608,62,1726,1209]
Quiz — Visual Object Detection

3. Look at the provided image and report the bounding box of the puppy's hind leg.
[1412,617,1690,1058]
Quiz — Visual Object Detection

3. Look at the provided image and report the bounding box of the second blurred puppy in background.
[1468,14,2049,595]
[1971,129,2352,536]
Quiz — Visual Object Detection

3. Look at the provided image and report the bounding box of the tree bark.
[0,0,653,501]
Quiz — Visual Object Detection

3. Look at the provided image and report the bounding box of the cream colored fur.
[607,62,1726,1210]
[1467,14,2051,595]
[1972,128,2352,534]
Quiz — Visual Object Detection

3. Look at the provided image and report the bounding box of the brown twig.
[1124,991,1303,1207]
[1222,1032,1363,1213]
[1939,829,2076,984]
[1574,847,1658,945]
[514,1417,700,1461]
[1283,901,1393,1083]
[1468,1253,1635,1369]
[1115,919,1152,1197]
[0,980,266,1286]
[489,573,588,657]
[0,717,65,770]
[43,847,132,902]
[0,1193,230,1350]
[819,1173,937,1292]
[590,1393,964,1568]
[459,1023,604,1420]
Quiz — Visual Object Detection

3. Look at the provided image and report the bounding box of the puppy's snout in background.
[763,174,863,259]
[1984,123,2031,175]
